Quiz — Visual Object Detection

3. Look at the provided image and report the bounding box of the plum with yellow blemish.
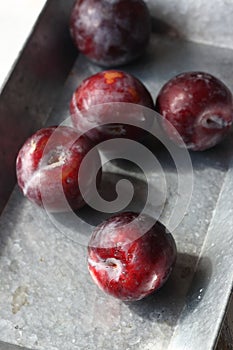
[70,70,154,143]
[69,0,151,67]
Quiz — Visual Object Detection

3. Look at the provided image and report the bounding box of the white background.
[0,0,46,88]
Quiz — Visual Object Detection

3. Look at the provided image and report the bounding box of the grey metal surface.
[0,341,30,350]
[1,1,233,350]
[145,0,233,50]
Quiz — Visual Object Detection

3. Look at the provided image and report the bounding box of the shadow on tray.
[52,169,165,235]
[126,253,212,326]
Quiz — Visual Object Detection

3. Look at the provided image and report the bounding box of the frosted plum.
[16,126,101,212]
[70,0,151,67]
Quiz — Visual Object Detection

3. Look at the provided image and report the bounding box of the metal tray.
[1,0,233,349]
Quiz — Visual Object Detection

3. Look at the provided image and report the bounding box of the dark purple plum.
[70,0,151,67]
[155,71,233,151]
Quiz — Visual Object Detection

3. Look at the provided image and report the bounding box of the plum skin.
[155,71,233,151]
[16,126,101,212]
[70,70,154,143]
[88,212,177,301]
[69,0,151,67]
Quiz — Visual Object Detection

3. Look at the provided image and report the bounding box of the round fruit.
[16,126,101,212]
[88,212,177,301]
[70,70,154,143]
[70,0,151,67]
[155,71,233,151]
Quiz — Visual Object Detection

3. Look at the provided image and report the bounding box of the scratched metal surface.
[0,1,233,349]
